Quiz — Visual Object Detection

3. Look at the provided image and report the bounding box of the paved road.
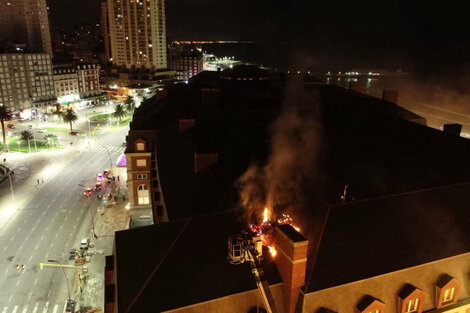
[0,126,128,313]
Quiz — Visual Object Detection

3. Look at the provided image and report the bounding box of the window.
[369,310,379,313]
[137,184,149,205]
[136,159,146,167]
[443,288,455,304]
[137,174,147,179]
[406,299,419,313]
[136,142,145,151]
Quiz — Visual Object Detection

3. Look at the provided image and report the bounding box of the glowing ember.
[268,246,277,257]
[248,207,300,259]
[263,207,269,223]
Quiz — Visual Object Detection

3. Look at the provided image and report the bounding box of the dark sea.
[201,43,470,132]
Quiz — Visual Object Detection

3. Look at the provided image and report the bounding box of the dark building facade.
[106,66,470,313]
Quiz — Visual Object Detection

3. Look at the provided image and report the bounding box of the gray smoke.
[237,75,323,222]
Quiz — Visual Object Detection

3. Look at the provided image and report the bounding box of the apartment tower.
[0,0,52,55]
[107,0,167,70]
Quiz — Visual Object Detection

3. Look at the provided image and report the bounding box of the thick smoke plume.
[237,76,323,222]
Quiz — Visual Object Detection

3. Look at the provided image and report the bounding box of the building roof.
[115,211,282,313]
[124,67,470,310]
[305,182,470,292]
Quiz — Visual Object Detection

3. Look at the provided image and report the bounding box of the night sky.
[48,0,469,81]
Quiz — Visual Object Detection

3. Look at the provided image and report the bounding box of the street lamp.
[47,259,71,299]
[102,146,113,174]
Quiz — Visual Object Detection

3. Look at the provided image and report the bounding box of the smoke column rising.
[237,76,324,222]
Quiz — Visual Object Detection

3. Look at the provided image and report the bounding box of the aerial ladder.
[228,231,280,313]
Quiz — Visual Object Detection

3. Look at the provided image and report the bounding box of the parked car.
[83,188,93,196]
[65,299,75,313]
[7,124,15,129]
[69,248,76,260]
[94,183,102,191]
[103,169,110,177]
[80,238,90,250]
[37,129,47,133]
[69,131,79,136]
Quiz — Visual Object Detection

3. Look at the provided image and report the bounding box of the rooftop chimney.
[178,118,196,133]
[194,152,218,173]
[382,90,399,104]
[443,123,462,136]
[349,81,364,94]
[273,224,308,313]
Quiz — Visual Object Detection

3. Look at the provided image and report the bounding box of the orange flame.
[263,207,269,223]
[268,246,277,258]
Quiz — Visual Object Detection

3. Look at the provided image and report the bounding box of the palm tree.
[44,134,57,148]
[0,105,12,152]
[20,130,33,152]
[113,104,126,124]
[124,95,136,113]
[53,103,62,116]
[62,109,78,132]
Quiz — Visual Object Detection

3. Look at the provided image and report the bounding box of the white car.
[37,129,47,133]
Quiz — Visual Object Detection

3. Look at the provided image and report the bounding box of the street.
[0,125,128,313]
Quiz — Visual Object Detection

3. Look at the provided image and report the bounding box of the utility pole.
[47,260,71,299]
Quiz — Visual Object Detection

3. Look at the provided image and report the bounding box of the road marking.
[32,303,38,313]
[17,226,22,232]
[59,224,63,230]
[10,235,15,241]
[22,304,29,313]
[55,233,58,238]
[29,212,32,216]
[52,277,55,283]
[68,233,72,237]
[42,302,49,313]
[19,245,23,250]
[23,219,27,224]
[16,280,20,287]
[64,216,68,221]
[4,267,8,274]
[3,245,7,251]
[52,304,58,313]
[41,235,44,240]
[35,244,39,250]
[45,192,49,197]
[8,295,13,302]
[52,198,56,202]
[34,277,38,285]
[42,211,46,216]
[12,306,18,313]
[2,307,8,313]
[51,242,54,248]
[29,255,33,261]
[46,226,49,231]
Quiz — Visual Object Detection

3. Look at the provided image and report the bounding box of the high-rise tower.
[107,0,167,70]
[0,0,52,55]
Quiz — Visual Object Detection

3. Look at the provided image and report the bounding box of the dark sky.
[48,0,469,79]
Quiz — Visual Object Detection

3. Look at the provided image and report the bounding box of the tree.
[62,109,78,132]
[44,134,57,147]
[112,104,126,123]
[124,95,136,113]
[53,103,63,116]
[0,105,12,152]
[20,130,33,152]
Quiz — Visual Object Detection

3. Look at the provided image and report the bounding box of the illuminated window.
[443,288,455,304]
[136,159,146,167]
[369,310,379,313]
[136,142,145,151]
[137,184,149,204]
[406,299,419,313]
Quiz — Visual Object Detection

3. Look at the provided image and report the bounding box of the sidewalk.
[77,181,131,310]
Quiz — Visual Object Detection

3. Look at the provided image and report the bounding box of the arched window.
[137,184,149,204]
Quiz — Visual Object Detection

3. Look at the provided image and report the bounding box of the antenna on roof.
[340,184,348,203]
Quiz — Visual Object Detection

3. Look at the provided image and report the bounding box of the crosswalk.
[1,302,65,313]
[87,144,124,154]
